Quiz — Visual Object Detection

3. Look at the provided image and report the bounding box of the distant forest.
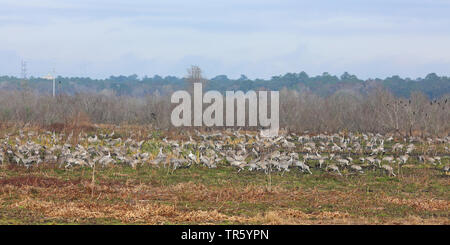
[1,72,449,99]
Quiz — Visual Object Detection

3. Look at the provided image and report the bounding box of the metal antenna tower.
[20,60,29,91]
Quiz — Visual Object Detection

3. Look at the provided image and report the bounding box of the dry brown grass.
[384,197,450,212]
[1,170,448,225]
[0,176,81,188]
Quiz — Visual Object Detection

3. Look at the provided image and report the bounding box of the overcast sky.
[1,0,450,79]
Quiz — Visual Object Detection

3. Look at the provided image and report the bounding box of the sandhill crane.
[434,156,442,165]
[247,159,260,171]
[420,156,436,165]
[251,148,259,158]
[152,154,166,166]
[288,152,299,159]
[200,154,216,168]
[225,155,235,163]
[234,154,248,162]
[392,143,403,152]
[292,158,312,174]
[318,158,325,168]
[382,155,395,163]
[331,144,342,152]
[98,152,114,166]
[350,164,364,174]
[277,159,291,175]
[270,151,280,160]
[282,139,295,148]
[336,158,350,166]
[381,164,396,177]
[88,135,98,143]
[398,155,409,164]
[442,165,449,174]
[406,144,415,154]
[326,164,342,176]
[231,160,246,172]
[130,159,139,169]
[140,152,150,160]
[396,154,409,176]
[151,148,167,165]
[3,128,448,179]
[329,153,335,160]
[170,158,188,171]
[374,159,382,168]
[187,151,197,163]
[257,159,269,173]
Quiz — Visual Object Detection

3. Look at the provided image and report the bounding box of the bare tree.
[186,65,208,91]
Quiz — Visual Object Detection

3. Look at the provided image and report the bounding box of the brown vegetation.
[1,165,448,225]
[0,87,448,136]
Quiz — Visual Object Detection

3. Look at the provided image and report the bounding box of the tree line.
[1,71,449,99]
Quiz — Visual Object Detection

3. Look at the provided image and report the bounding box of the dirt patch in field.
[0,176,81,188]
[384,197,450,211]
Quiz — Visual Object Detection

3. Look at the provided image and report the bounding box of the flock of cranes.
[0,129,449,177]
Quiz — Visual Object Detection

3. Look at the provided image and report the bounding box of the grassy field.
[1,162,448,224]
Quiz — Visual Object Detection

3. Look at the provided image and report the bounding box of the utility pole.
[52,68,56,97]
[42,69,56,97]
